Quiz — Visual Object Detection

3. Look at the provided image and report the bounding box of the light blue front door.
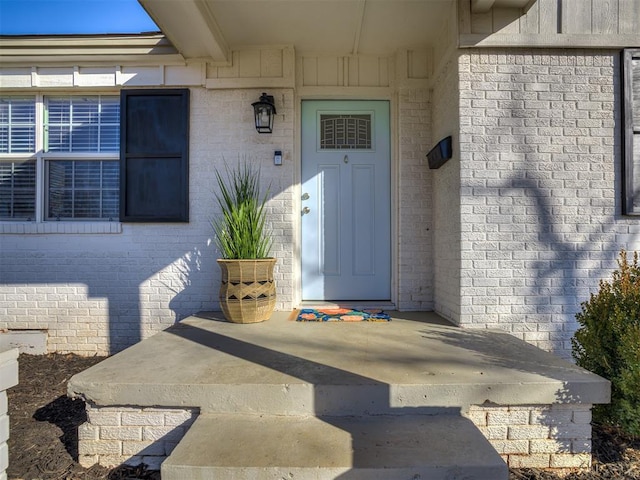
[301,100,391,301]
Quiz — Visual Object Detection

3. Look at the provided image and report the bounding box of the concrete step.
[69,313,610,417]
[162,413,508,480]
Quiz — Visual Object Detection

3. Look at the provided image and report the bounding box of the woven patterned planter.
[217,258,277,324]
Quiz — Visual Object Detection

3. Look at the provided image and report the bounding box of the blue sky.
[0,0,159,35]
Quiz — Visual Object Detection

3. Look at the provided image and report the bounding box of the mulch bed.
[7,353,640,479]
[8,354,159,480]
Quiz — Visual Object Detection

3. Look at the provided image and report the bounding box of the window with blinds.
[0,95,120,222]
[47,160,119,220]
[1,91,187,224]
[45,96,120,153]
[0,97,36,220]
[0,159,36,220]
[624,49,640,215]
[44,96,120,220]
[0,97,36,154]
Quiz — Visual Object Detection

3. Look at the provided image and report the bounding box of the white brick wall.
[2,49,636,358]
[397,88,434,310]
[0,88,295,354]
[457,49,640,358]
[432,49,462,324]
[78,405,198,470]
[465,404,593,469]
[0,81,445,349]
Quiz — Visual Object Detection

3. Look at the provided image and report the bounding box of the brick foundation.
[78,405,198,470]
[465,404,593,469]
[79,403,594,471]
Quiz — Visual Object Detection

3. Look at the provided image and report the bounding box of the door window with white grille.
[319,114,372,150]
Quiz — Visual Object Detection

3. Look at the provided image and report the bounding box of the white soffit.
[139,0,230,62]
[358,1,453,54]
[472,0,536,13]
[140,0,457,58]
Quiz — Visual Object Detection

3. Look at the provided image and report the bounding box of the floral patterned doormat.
[293,308,391,322]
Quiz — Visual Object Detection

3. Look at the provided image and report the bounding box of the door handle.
[301,193,310,201]
[302,207,310,215]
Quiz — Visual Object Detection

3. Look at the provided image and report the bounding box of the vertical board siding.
[407,51,431,80]
[459,0,473,34]
[358,57,382,87]
[472,10,494,33]
[237,50,261,78]
[0,65,204,89]
[0,68,32,88]
[519,0,541,34]
[261,50,284,78]
[121,67,162,86]
[493,8,521,34]
[302,57,319,86]
[465,0,639,37]
[213,48,287,80]
[316,57,340,86]
[299,55,391,88]
[619,0,640,33]
[561,0,592,34]
[538,0,560,35]
[592,0,619,34]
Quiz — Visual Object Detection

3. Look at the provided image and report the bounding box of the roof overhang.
[138,0,466,62]
[471,0,536,13]
[139,0,230,63]
[0,34,183,65]
[137,0,539,62]
[0,1,540,66]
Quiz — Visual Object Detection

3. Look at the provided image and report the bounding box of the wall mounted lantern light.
[252,92,276,134]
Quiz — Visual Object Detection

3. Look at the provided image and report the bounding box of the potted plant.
[212,161,276,323]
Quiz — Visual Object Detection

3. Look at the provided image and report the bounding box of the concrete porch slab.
[68,311,610,414]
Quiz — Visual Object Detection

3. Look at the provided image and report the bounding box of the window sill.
[0,222,122,235]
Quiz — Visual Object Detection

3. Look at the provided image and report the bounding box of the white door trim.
[293,94,398,308]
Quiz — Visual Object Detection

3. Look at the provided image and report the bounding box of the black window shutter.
[120,89,189,222]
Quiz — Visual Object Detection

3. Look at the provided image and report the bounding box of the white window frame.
[623,48,640,215]
[43,152,120,221]
[0,92,122,234]
[0,96,38,221]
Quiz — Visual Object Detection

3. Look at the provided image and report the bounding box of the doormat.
[293,308,391,322]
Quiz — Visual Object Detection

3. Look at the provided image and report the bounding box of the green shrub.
[572,250,640,437]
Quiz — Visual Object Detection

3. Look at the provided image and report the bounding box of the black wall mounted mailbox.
[426,136,453,169]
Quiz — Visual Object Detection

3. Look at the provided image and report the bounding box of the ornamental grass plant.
[212,161,272,259]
